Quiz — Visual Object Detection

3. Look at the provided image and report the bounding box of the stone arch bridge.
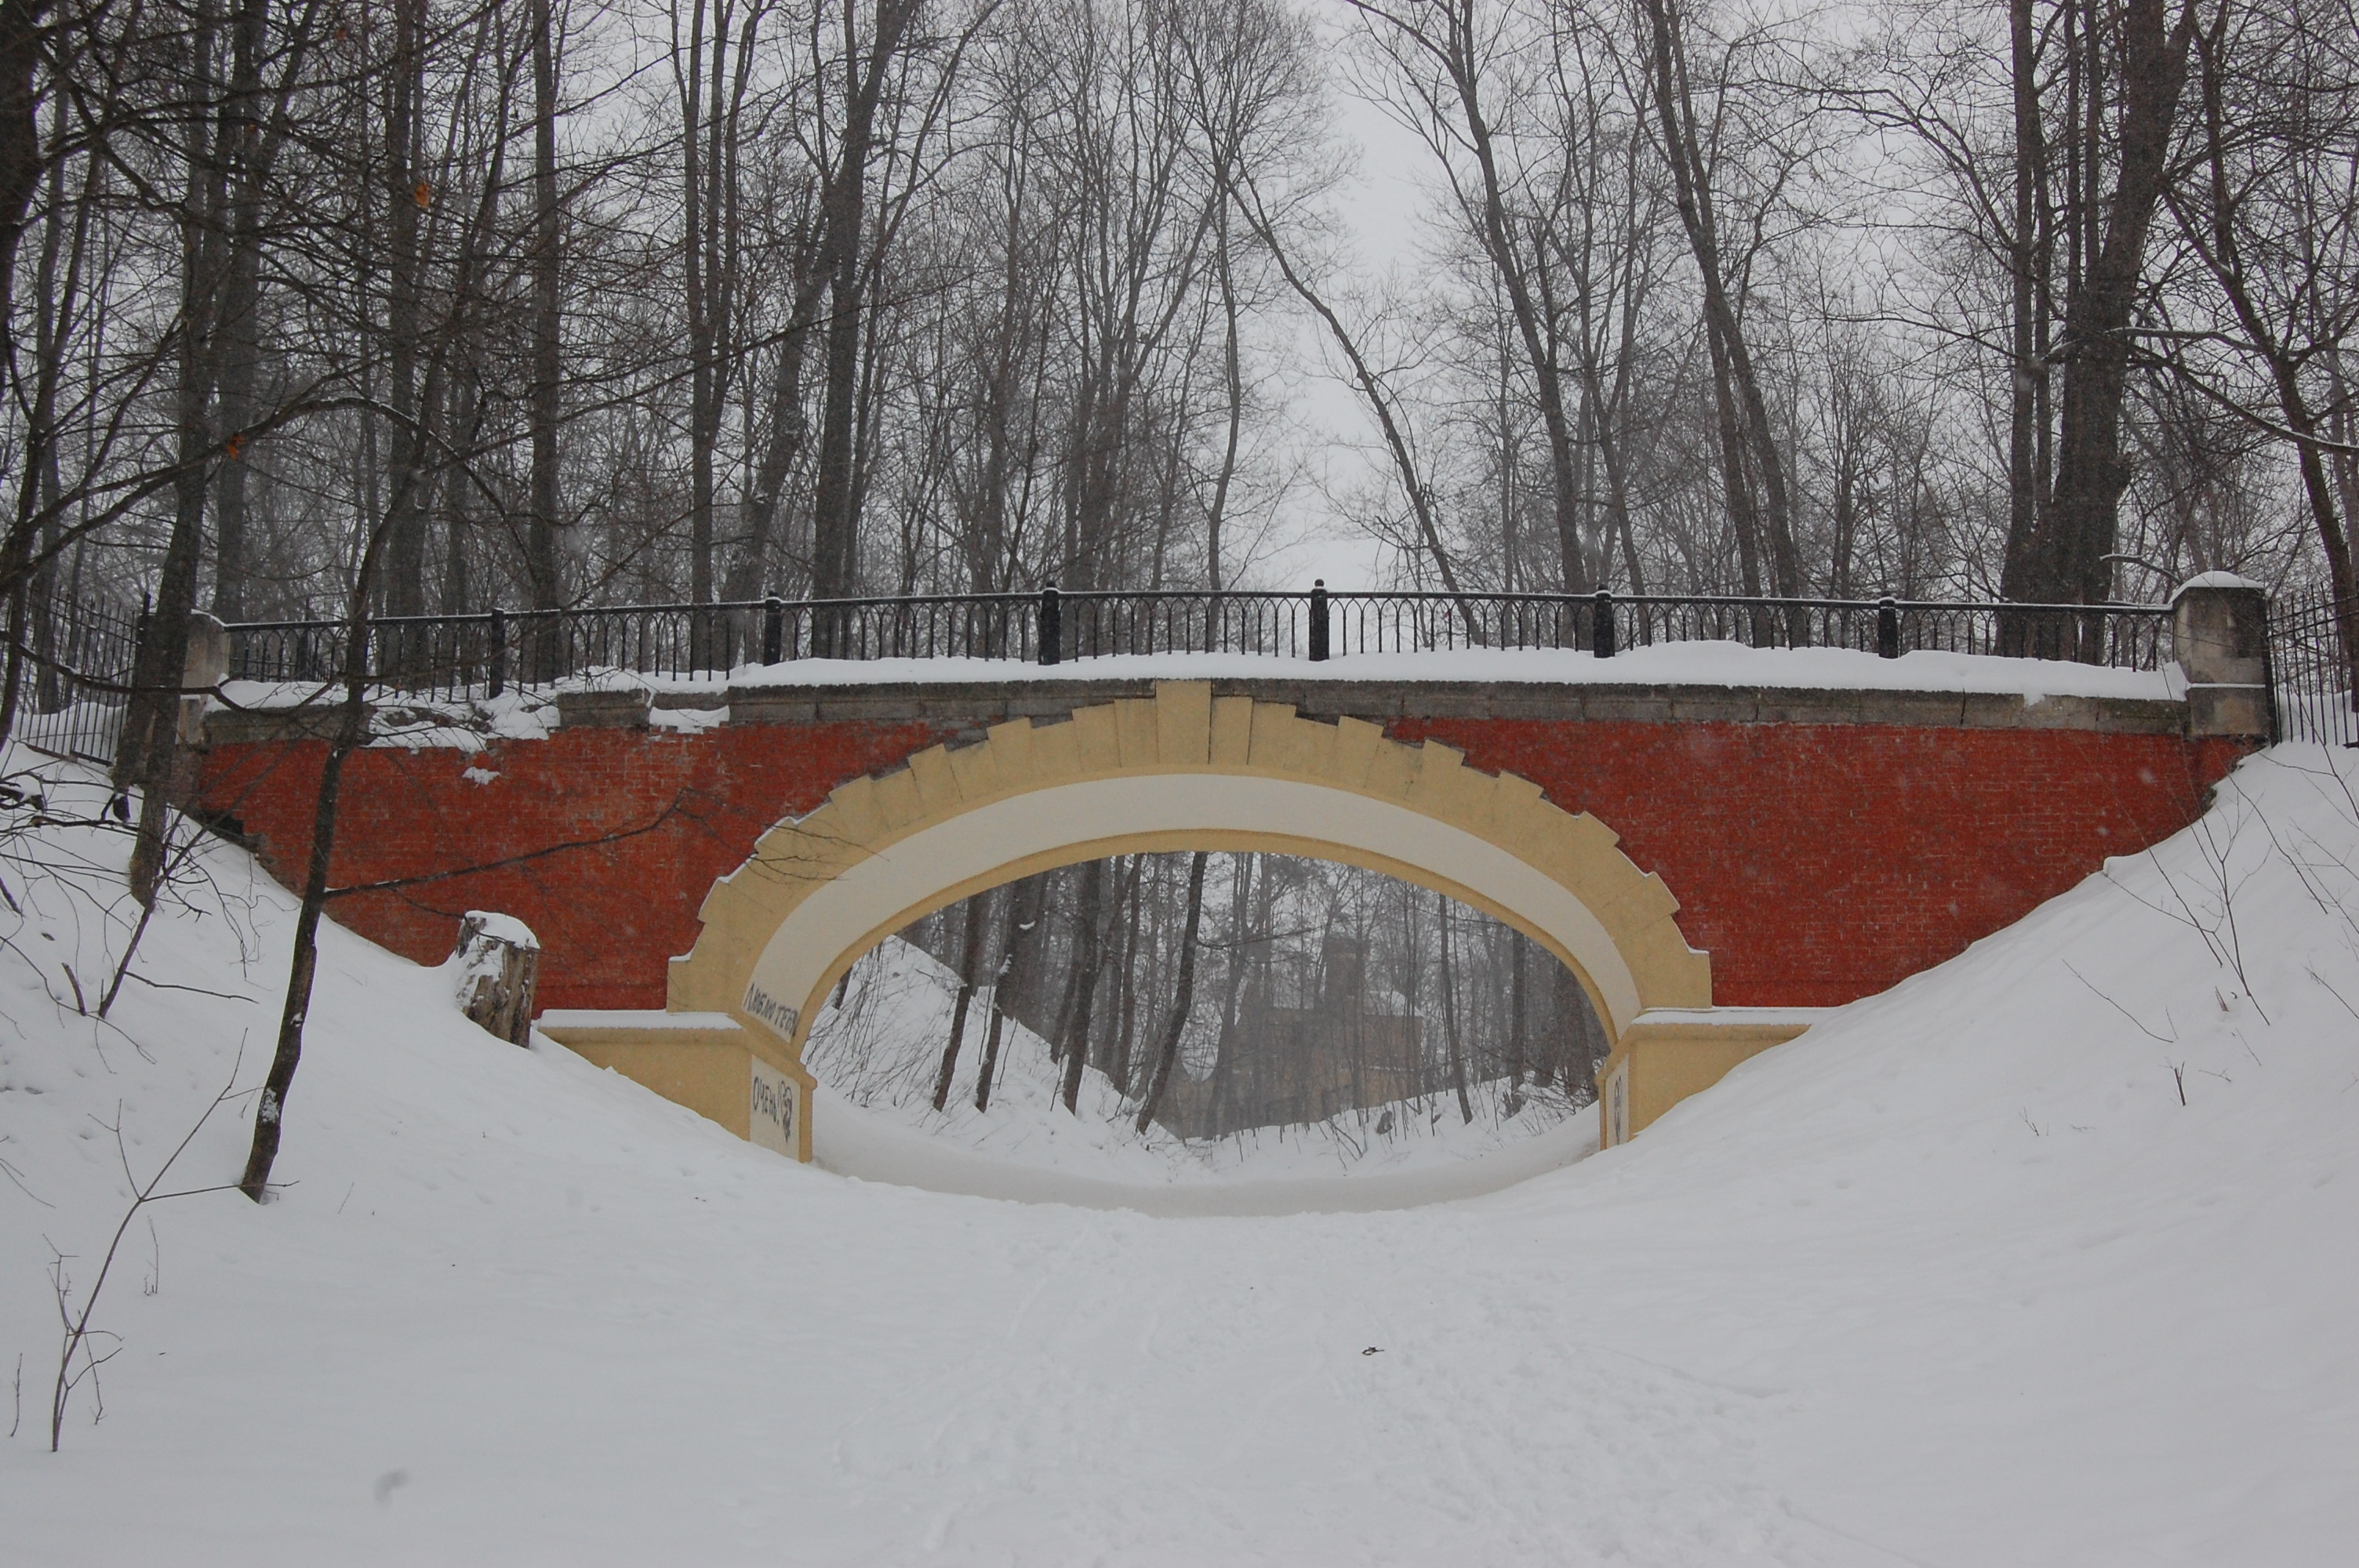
[194,587,2268,1157]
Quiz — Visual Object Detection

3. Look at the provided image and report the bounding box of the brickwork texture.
[196,713,2248,1013]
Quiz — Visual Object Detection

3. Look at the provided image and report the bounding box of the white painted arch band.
[743,772,1647,1046]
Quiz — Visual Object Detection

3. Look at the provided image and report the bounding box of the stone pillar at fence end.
[453,912,542,1046]
[176,612,229,747]
[2171,574,2271,739]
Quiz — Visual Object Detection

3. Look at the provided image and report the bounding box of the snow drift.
[3,739,2355,1564]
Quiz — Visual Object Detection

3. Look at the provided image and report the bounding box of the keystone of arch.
[666,681,1713,1070]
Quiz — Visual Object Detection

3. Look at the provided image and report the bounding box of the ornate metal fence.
[220,584,2178,699]
[5,590,142,768]
[2269,587,2358,746]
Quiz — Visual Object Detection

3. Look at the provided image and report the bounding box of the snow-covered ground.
[4,739,2356,1564]
[801,935,1591,1213]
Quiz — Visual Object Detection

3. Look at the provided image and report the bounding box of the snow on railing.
[216,585,2179,702]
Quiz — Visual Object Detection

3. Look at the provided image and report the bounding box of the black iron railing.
[35,579,2352,777]
[228,593,1044,701]
[2269,586,2358,746]
[5,590,142,767]
[1321,590,2172,667]
[218,584,2181,700]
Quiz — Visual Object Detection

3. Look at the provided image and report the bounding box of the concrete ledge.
[536,1010,811,1160]
[2186,684,2272,739]
[204,701,348,746]
[1598,1007,1830,1146]
[714,677,2188,735]
[204,673,2194,745]
[554,689,651,729]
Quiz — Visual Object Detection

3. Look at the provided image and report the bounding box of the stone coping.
[718,677,2190,735]
[203,673,2197,746]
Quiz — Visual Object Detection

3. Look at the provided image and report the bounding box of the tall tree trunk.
[975,873,1044,1113]
[679,0,760,618]
[2180,13,2359,684]
[808,0,917,613]
[527,0,565,638]
[1439,893,1472,1123]
[241,455,417,1196]
[1507,928,1528,1095]
[682,0,718,610]
[1554,966,1593,1094]
[1205,851,1254,1133]
[1,89,80,743]
[238,607,372,1199]
[0,0,54,339]
[1238,176,1474,615]
[1134,851,1209,1134]
[2002,0,2198,626]
[1056,860,1108,1112]
[1701,310,1765,597]
[1207,205,1243,591]
[930,890,992,1111]
[2003,0,2046,606]
[1107,859,1141,1093]
[123,0,254,903]
[205,0,313,622]
[721,259,827,602]
[380,0,428,620]
[1426,0,1590,593]
[1637,0,1804,629]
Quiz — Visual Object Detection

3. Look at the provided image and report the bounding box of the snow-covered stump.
[453,912,541,1046]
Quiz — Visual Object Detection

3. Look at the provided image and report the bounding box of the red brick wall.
[197,717,2248,1014]
[1392,720,2249,1007]
[197,721,955,1011]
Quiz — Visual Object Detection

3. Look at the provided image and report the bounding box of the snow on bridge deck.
[216,638,2186,745]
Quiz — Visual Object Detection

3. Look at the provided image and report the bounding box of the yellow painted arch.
[665,682,1714,1083]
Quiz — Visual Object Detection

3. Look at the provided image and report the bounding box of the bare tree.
[2000,0,2202,625]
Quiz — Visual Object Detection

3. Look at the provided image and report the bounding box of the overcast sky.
[1247,2,1441,593]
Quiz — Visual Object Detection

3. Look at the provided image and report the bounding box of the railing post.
[1038,580,1062,666]
[1877,596,1900,659]
[1591,586,1616,659]
[762,595,784,665]
[532,605,560,688]
[2172,575,2272,738]
[1308,579,1330,662]
[487,608,507,698]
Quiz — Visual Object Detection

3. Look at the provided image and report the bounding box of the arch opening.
[802,851,1615,1181]
[738,771,1654,1064]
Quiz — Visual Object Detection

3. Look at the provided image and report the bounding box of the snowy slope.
[3,740,2357,1565]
